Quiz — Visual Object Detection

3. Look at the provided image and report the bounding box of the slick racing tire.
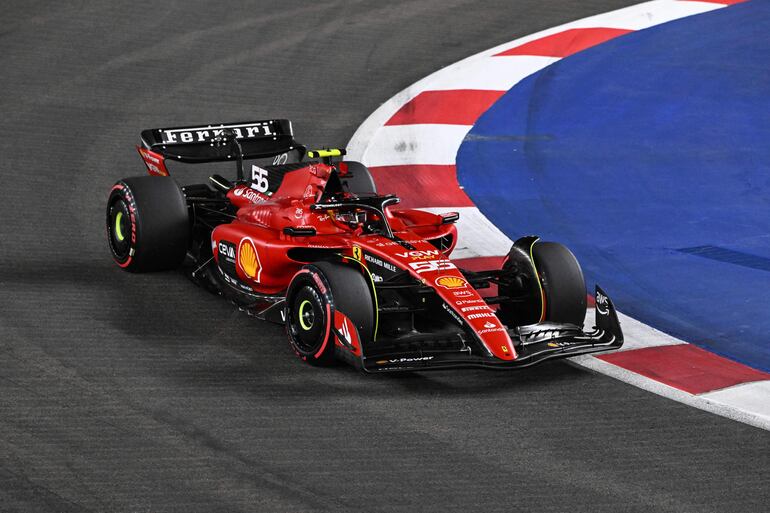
[342,161,377,195]
[106,176,189,272]
[498,241,586,327]
[532,242,587,327]
[285,261,374,366]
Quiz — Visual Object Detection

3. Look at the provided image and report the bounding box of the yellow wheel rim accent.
[115,212,125,241]
[340,255,378,341]
[529,240,547,323]
[298,300,313,330]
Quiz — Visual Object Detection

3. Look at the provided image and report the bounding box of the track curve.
[1,1,768,512]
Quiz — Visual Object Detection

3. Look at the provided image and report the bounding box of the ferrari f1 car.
[106,119,623,371]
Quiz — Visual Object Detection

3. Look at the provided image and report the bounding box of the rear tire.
[342,161,377,195]
[286,261,374,366]
[106,176,189,272]
[532,242,587,326]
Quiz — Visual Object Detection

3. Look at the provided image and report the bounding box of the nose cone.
[432,274,516,360]
[458,306,516,360]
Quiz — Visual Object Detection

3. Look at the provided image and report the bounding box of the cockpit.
[311,194,402,238]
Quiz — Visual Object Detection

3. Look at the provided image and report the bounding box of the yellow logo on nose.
[352,245,362,262]
[435,276,467,289]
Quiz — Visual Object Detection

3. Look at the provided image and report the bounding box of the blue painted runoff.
[457,0,770,372]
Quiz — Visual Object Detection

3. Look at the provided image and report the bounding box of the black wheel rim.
[289,284,327,354]
[107,198,131,261]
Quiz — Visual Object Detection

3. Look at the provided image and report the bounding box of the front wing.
[360,286,623,372]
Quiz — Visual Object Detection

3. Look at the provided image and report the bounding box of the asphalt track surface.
[1,1,768,512]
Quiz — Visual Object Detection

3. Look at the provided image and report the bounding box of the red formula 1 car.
[106,119,623,371]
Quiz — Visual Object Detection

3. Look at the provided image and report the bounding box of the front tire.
[285,262,374,366]
[533,242,587,326]
[498,241,586,327]
[106,176,189,272]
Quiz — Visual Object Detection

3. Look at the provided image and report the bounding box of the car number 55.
[251,165,269,193]
[409,260,456,274]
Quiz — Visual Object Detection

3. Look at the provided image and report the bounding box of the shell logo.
[238,237,262,281]
[435,275,467,289]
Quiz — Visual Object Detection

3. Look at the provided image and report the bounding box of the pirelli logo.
[160,122,277,145]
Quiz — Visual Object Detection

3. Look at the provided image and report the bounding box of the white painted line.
[425,56,556,91]
[358,124,471,167]
[699,381,770,422]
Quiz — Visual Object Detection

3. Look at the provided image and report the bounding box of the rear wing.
[138,119,305,175]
